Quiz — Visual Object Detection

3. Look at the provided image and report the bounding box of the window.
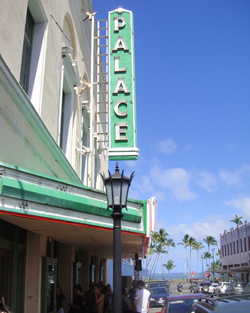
[80,93,90,185]
[20,8,34,93]
[58,48,79,161]
[19,0,47,113]
[248,236,250,251]
[222,246,224,257]
[244,238,246,252]
[240,239,243,252]
[237,240,239,253]
[227,244,229,255]
[41,257,58,313]
[230,243,232,255]
[233,242,236,254]
[224,245,227,256]
[60,92,66,150]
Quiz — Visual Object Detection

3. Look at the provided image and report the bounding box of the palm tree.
[178,234,190,279]
[186,236,196,279]
[230,214,243,228]
[208,259,222,272]
[155,228,169,279]
[149,246,158,281]
[152,228,168,278]
[148,231,159,280]
[151,230,160,244]
[203,236,217,266]
[216,248,221,260]
[214,259,222,270]
[152,243,167,280]
[203,251,212,269]
[192,241,204,278]
[162,238,176,278]
[163,260,177,279]
[146,243,154,269]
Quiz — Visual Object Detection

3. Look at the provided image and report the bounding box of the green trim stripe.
[0,161,145,206]
[0,206,145,234]
[0,177,142,223]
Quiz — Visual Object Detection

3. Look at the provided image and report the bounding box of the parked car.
[189,278,199,283]
[214,282,231,294]
[193,282,211,293]
[161,293,204,313]
[208,283,219,294]
[146,281,170,293]
[225,281,247,294]
[188,293,250,313]
[149,287,170,307]
[242,282,250,293]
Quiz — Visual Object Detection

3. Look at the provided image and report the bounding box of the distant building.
[0,1,156,312]
[220,221,250,282]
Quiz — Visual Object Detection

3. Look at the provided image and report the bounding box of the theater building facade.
[0,1,155,312]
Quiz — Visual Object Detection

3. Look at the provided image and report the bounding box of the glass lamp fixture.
[100,162,134,211]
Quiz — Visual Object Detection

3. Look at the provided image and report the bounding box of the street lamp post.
[201,254,204,280]
[101,162,134,313]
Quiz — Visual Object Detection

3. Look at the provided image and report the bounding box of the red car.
[161,293,204,313]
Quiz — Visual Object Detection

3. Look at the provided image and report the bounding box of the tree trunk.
[196,251,199,278]
[186,248,189,280]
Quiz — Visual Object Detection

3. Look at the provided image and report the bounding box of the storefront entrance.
[0,249,8,301]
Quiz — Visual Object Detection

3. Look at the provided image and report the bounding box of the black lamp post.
[101,162,134,313]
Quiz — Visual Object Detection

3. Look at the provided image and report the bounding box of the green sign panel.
[108,8,138,160]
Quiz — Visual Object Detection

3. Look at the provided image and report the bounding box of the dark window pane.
[20,8,34,92]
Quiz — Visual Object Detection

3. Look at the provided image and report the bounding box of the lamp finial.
[115,161,119,173]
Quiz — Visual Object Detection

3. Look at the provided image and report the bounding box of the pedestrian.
[129,279,138,309]
[103,285,113,313]
[68,284,84,313]
[122,288,133,313]
[129,280,138,296]
[135,281,150,313]
[84,282,95,313]
[90,284,104,313]
[0,294,12,313]
[128,288,137,312]
[57,286,66,313]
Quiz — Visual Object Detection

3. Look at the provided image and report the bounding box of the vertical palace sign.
[108,8,138,160]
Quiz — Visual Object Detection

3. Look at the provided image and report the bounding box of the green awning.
[0,176,142,223]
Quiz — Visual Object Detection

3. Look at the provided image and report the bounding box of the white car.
[214,282,231,294]
[208,283,219,293]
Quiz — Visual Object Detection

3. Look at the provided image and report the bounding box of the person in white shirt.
[135,281,150,313]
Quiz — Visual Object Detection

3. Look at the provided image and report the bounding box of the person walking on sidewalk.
[135,281,150,313]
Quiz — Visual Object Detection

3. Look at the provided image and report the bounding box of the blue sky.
[93,0,250,273]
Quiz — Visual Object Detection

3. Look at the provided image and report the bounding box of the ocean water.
[146,272,205,280]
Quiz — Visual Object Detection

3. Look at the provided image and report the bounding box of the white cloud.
[132,175,155,195]
[194,169,217,192]
[224,197,250,221]
[219,165,250,187]
[156,138,177,154]
[151,166,197,201]
[164,215,228,245]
